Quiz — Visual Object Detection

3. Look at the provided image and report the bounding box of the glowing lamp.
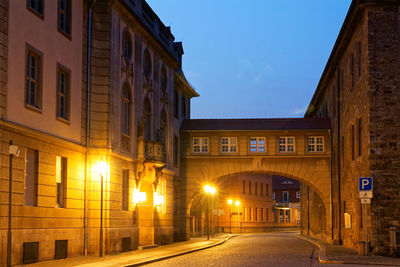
[228,199,233,205]
[154,193,164,206]
[235,200,240,206]
[133,189,146,204]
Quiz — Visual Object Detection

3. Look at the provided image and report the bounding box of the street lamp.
[7,141,19,267]
[235,200,240,233]
[227,199,233,233]
[204,185,216,240]
[95,160,108,257]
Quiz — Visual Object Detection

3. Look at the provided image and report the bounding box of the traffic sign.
[359,191,372,198]
[361,198,371,204]
[359,177,373,191]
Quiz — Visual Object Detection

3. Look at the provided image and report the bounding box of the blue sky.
[147,0,351,119]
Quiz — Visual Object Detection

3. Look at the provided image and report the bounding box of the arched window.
[143,49,152,78]
[160,66,167,92]
[160,109,167,145]
[122,29,132,60]
[144,98,152,140]
[121,83,131,136]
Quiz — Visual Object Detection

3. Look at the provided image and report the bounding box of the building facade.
[0,0,198,265]
[302,0,400,255]
[272,176,300,226]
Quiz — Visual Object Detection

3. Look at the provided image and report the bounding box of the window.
[56,156,67,208]
[272,192,275,199]
[296,191,300,199]
[248,181,251,195]
[182,96,186,118]
[122,170,129,211]
[26,46,42,109]
[261,183,264,196]
[242,180,245,194]
[56,64,70,120]
[143,49,152,78]
[260,208,263,221]
[250,137,265,152]
[266,208,269,221]
[351,125,355,160]
[351,53,355,88]
[357,118,362,157]
[255,182,258,195]
[160,109,167,145]
[25,149,38,206]
[153,55,159,81]
[174,89,179,118]
[254,208,258,221]
[27,0,43,17]
[266,184,269,196]
[58,0,71,36]
[121,84,131,136]
[173,135,178,165]
[248,207,252,221]
[122,29,132,60]
[193,137,208,153]
[144,98,152,140]
[285,210,290,222]
[357,41,362,78]
[221,137,237,153]
[279,137,295,153]
[308,136,324,152]
[160,66,167,91]
[282,191,289,202]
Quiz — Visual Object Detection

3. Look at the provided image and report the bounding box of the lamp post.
[235,200,240,233]
[7,141,19,267]
[227,199,233,233]
[95,161,108,257]
[204,185,216,240]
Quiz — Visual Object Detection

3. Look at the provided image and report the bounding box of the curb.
[297,235,345,264]
[297,235,400,266]
[124,235,237,266]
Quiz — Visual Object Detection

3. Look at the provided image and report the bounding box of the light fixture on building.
[133,189,146,204]
[154,192,164,206]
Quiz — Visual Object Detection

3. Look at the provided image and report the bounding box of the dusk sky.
[147,0,352,119]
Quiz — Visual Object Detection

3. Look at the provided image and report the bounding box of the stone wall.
[0,0,8,118]
[368,6,400,255]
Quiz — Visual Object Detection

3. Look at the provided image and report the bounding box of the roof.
[181,118,331,131]
[272,175,300,190]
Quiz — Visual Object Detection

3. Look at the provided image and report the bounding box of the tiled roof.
[181,118,331,131]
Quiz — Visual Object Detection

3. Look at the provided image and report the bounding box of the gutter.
[84,0,97,256]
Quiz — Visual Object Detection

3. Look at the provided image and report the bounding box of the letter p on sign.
[359,177,373,191]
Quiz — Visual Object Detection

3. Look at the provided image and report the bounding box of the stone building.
[0,0,197,265]
[302,0,400,255]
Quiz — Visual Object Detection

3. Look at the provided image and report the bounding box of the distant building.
[272,176,300,226]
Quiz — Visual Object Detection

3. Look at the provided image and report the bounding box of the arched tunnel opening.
[188,173,327,238]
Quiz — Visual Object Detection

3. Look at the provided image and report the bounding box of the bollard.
[390,226,396,256]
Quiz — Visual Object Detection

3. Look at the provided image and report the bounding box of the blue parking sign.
[359,177,373,191]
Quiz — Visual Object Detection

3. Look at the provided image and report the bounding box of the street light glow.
[228,199,233,205]
[235,200,240,206]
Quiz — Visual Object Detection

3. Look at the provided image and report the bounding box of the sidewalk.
[19,234,235,267]
[298,235,400,266]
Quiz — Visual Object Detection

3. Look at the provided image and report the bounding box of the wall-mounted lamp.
[133,189,146,204]
[154,192,164,206]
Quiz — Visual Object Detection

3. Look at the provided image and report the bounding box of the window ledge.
[25,104,42,114]
[56,116,70,125]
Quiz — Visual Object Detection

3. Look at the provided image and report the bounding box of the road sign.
[361,198,371,204]
[359,177,373,199]
[359,177,373,191]
[359,191,373,198]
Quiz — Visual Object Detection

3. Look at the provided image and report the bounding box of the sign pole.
[365,203,368,255]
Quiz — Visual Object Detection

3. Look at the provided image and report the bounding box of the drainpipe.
[329,129,333,240]
[307,186,310,236]
[84,0,97,256]
[337,66,342,244]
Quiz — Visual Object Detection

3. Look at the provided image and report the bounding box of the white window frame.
[193,137,209,153]
[250,137,266,153]
[308,136,324,152]
[279,136,295,153]
[282,191,289,202]
[221,137,237,153]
